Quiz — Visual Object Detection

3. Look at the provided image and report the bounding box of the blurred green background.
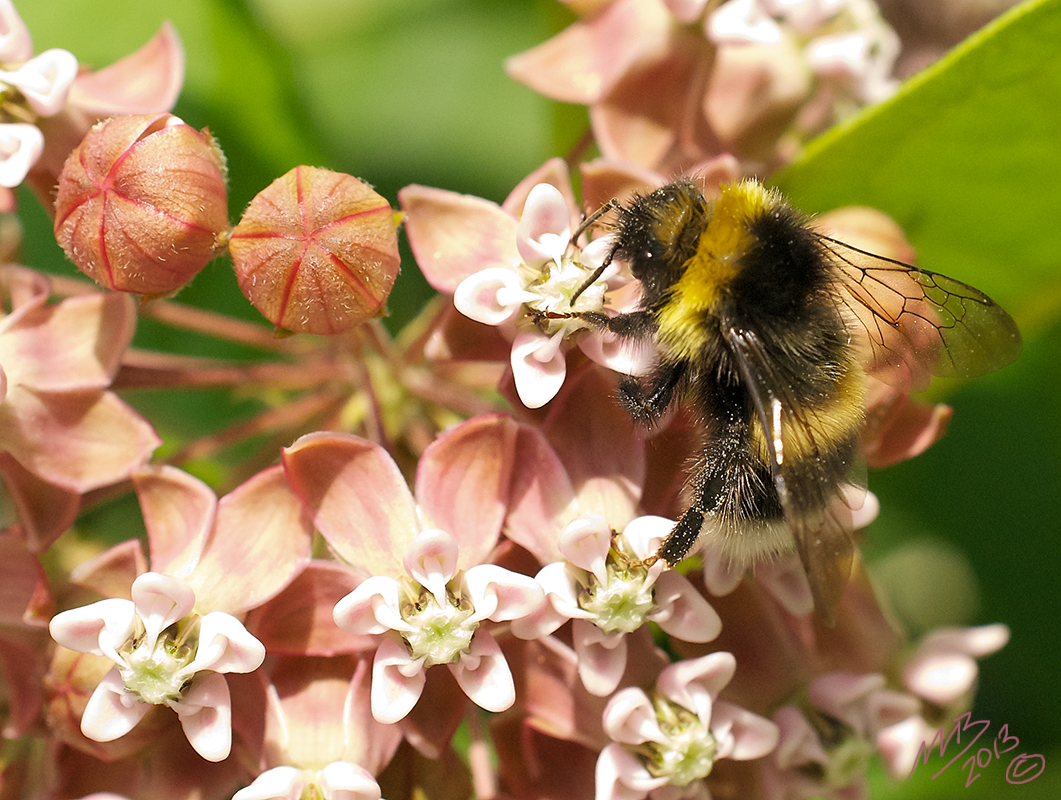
[14,0,1060,796]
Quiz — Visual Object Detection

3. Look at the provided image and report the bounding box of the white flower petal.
[173,672,232,762]
[232,766,306,800]
[334,576,407,635]
[534,561,591,620]
[578,331,653,377]
[0,0,31,62]
[319,761,382,800]
[403,528,459,604]
[711,699,780,761]
[657,653,736,724]
[602,687,664,745]
[130,572,195,650]
[595,742,667,800]
[453,267,531,326]
[0,48,78,116]
[517,183,572,268]
[709,0,784,45]
[557,515,612,583]
[511,330,567,409]
[186,611,266,674]
[450,629,515,713]
[80,668,149,742]
[462,563,543,624]
[648,571,722,643]
[49,597,136,666]
[618,516,674,562]
[0,123,42,188]
[370,637,426,724]
[574,619,627,697]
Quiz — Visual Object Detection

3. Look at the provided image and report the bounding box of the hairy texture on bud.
[228,166,400,335]
[53,113,229,296]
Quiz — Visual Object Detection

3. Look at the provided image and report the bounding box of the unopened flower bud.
[816,206,917,264]
[228,166,400,335]
[53,113,229,296]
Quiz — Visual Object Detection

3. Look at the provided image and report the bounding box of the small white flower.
[49,572,265,762]
[233,763,382,800]
[517,515,721,696]
[333,528,544,723]
[0,123,43,188]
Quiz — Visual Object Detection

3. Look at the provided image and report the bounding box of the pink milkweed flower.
[233,655,400,800]
[45,463,313,762]
[507,0,899,174]
[48,571,266,762]
[282,417,545,727]
[517,514,721,697]
[876,624,1009,777]
[596,652,779,800]
[0,270,160,549]
[401,158,648,409]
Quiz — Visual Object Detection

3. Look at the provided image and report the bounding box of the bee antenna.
[569,198,621,307]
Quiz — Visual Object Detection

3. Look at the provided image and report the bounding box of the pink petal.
[188,612,266,674]
[772,706,828,770]
[66,23,184,116]
[319,761,382,800]
[449,629,515,713]
[404,528,460,601]
[0,123,43,188]
[370,637,426,724]
[0,292,135,391]
[80,668,149,742]
[398,184,520,293]
[462,563,543,623]
[0,637,43,738]
[283,432,418,578]
[130,572,194,648]
[0,387,159,493]
[243,560,373,656]
[602,687,662,745]
[754,554,815,617]
[3,48,78,116]
[70,539,147,601]
[503,424,576,565]
[511,330,567,409]
[0,0,32,62]
[504,0,672,104]
[186,465,313,615]
[48,597,136,663]
[578,331,654,378]
[500,157,577,218]
[132,465,216,577]
[542,367,644,524]
[595,743,666,800]
[0,532,48,628]
[877,715,937,779]
[174,672,232,762]
[648,571,721,643]
[0,452,79,551]
[573,619,627,697]
[707,0,783,44]
[415,415,517,568]
[711,699,779,761]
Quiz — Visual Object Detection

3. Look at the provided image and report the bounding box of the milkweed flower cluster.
[0,0,1020,798]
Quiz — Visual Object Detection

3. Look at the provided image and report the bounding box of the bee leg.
[658,507,704,566]
[618,360,686,426]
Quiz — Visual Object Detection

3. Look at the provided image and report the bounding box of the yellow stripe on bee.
[750,362,866,465]
[658,181,773,360]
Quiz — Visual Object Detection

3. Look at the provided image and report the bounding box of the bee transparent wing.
[726,325,856,623]
[820,235,1021,392]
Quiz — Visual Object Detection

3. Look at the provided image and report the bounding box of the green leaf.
[775,0,1061,335]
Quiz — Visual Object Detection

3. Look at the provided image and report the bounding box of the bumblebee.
[564,179,1020,621]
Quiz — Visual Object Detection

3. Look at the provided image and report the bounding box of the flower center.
[823,737,875,788]
[524,254,608,334]
[118,620,198,706]
[580,556,656,635]
[645,700,718,786]
[402,587,478,666]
